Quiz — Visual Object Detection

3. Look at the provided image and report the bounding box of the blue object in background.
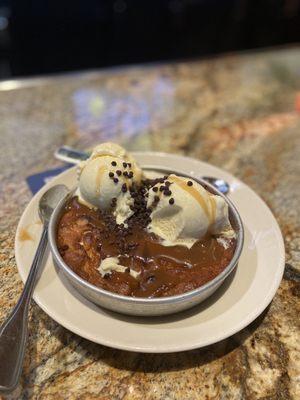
[26,165,71,195]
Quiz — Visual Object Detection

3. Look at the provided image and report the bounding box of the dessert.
[57,143,237,298]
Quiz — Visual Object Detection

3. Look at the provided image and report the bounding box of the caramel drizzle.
[169,175,216,223]
[209,195,216,223]
[95,165,106,194]
[91,152,123,160]
[19,228,33,241]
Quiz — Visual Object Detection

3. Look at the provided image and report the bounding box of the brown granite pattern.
[0,47,300,399]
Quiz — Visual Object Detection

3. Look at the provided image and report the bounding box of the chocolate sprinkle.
[159,186,165,192]
[123,162,127,168]
[109,172,114,178]
[116,170,122,176]
[187,181,193,186]
[122,183,127,193]
[113,178,119,184]
[154,195,160,203]
[152,186,158,192]
[128,171,134,178]
[111,197,117,208]
[169,198,175,205]
[111,161,117,166]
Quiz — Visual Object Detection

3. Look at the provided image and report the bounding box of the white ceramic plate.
[15,152,285,353]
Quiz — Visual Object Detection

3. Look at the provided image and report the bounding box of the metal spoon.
[0,184,69,393]
[54,146,230,195]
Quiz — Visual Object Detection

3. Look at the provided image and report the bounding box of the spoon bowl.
[39,184,70,224]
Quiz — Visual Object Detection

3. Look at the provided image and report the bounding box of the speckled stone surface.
[0,47,300,399]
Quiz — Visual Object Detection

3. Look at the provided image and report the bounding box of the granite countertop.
[0,47,299,399]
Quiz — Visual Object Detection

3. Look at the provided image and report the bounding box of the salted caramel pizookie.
[57,143,236,298]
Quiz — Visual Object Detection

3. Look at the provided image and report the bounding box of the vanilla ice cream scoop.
[147,174,235,248]
[77,142,142,224]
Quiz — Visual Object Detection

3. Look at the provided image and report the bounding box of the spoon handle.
[54,146,230,195]
[0,227,48,393]
[54,146,89,164]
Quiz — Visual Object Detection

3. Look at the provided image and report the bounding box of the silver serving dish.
[48,166,244,317]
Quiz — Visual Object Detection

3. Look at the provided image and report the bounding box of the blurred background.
[0,0,299,79]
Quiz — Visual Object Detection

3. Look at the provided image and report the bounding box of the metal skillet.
[48,166,244,317]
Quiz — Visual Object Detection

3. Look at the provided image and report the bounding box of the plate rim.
[14,152,285,352]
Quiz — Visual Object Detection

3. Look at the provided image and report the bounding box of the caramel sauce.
[209,194,216,223]
[95,165,106,194]
[169,175,215,222]
[19,228,33,241]
[56,198,236,298]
